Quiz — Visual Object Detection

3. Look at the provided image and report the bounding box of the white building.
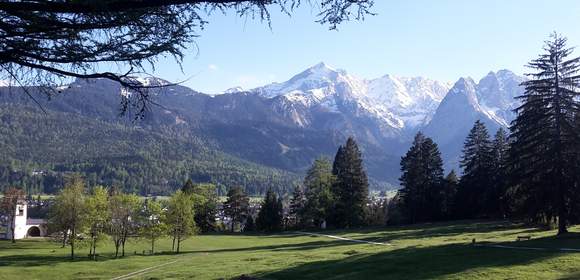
[1,201,47,240]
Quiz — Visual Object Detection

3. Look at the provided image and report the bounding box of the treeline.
[393,124,507,224]
[215,137,372,232]
[392,34,580,234]
[0,107,300,195]
[285,137,371,229]
[1,177,220,259]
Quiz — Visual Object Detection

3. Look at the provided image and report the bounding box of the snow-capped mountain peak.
[476,70,525,126]
[447,77,478,106]
[256,62,352,98]
[223,86,245,94]
[366,75,451,128]
[251,63,452,131]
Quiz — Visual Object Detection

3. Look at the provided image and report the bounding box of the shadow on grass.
[0,238,359,268]
[257,242,565,280]
[482,232,580,250]
[293,220,547,244]
[178,239,363,255]
[0,249,191,267]
[558,272,580,280]
[0,239,58,251]
[0,254,117,267]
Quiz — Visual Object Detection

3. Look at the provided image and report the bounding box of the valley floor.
[1,221,580,280]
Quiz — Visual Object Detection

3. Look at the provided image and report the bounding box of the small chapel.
[1,200,48,239]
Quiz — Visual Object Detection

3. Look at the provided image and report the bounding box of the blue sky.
[147,0,580,94]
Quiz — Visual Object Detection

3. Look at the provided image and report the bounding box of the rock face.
[0,63,525,187]
[423,71,524,170]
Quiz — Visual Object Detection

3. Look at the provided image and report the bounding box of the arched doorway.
[27,226,41,237]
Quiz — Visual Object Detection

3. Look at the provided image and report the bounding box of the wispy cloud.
[208,64,218,71]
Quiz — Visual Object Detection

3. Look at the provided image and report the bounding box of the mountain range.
[0,62,526,193]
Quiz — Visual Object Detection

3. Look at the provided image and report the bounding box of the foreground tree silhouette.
[509,33,580,235]
[0,0,374,116]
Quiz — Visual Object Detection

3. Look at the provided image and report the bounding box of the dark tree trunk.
[92,236,97,260]
[70,227,75,260]
[114,240,120,258]
[554,64,569,236]
[62,231,68,248]
[10,219,15,243]
[558,184,569,235]
[172,235,176,252]
[121,239,126,257]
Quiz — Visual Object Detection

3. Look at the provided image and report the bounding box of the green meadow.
[2,220,580,280]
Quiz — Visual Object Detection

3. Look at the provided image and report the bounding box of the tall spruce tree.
[399,132,445,223]
[490,127,510,217]
[572,112,580,224]
[456,120,494,218]
[507,94,554,223]
[441,170,459,219]
[289,186,307,229]
[332,137,369,228]
[256,189,283,232]
[509,33,580,234]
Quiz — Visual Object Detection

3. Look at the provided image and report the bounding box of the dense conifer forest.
[0,106,300,195]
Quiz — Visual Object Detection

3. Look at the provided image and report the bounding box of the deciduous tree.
[108,192,140,258]
[139,198,166,254]
[85,186,110,260]
[303,158,335,228]
[49,176,86,260]
[166,190,196,253]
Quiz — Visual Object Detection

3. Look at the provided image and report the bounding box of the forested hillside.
[0,106,300,195]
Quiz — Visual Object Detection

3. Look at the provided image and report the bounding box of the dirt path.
[296,231,391,246]
[110,259,180,280]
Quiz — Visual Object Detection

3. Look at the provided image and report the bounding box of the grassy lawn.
[1,220,580,279]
